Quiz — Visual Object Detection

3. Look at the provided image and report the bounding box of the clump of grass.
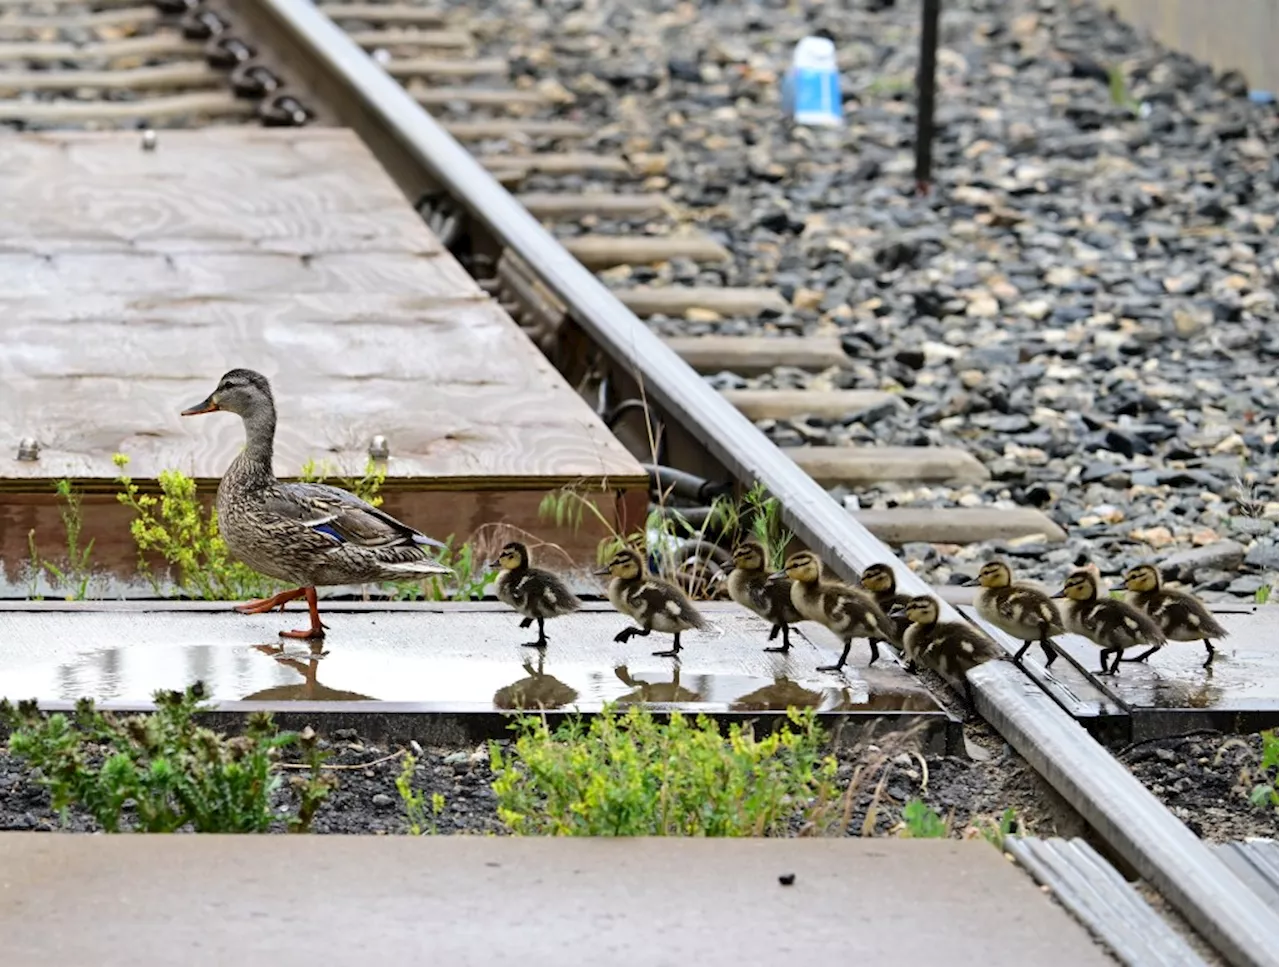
[299,457,386,507]
[26,478,96,600]
[1249,730,1278,809]
[388,535,496,602]
[896,798,1022,847]
[1,682,334,833]
[489,704,839,836]
[396,753,447,834]
[113,453,274,600]
[1255,585,1272,605]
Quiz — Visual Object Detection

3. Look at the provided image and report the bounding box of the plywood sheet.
[0,130,643,487]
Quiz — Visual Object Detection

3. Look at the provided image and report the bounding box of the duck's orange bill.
[181,395,219,416]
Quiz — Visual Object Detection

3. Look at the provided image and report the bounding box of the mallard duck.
[1054,569,1166,675]
[889,595,1003,680]
[595,547,706,657]
[770,551,894,672]
[488,541,582,648]
[726,539,802,652]
[1116,564,1227,667]
[181,369,450,639]
[859,562,913,646]
[970,560,1063,666]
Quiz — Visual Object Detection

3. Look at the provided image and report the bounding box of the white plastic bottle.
[782,36,843,127]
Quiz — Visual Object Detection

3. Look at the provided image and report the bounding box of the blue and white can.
[782,36,843,127]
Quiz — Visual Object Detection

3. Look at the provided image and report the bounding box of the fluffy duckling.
[726,540,802,653]
[859,562,913,646]
[770,551,894,672]
[596,547,706,658]
[1054,569,1166,676]
[489,541,582,649]
[1116,564,1227,667]
[889,595,1003,680]
[971,560,1064,666]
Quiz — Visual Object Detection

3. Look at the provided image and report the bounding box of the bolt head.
[368,435,389,460]
[141,129,157,151]
[16,437,39,461]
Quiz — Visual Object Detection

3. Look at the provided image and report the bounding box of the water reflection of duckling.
[613,665,704,705]
[729,676,823,712]
[1116,564,1227,668]
[1054,569,1165,676]
[771,551,894,672]
[726,539,802,652]
[244,642,375,701]
[596,547,706,658]
[493,653,579,711]
[970,560,1063,666]
[489,541,582,649]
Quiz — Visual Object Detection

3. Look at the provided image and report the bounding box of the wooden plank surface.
[0,130,644,489]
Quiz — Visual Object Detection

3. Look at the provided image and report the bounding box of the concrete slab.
[0,602,957,748]
[0,835,1117,967]
[963,604,1279,743]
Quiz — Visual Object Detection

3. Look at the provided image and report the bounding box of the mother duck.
[181,369,450,639]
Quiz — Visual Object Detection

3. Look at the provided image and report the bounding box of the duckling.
[595,547,706,658]
[859,562,913,646]
[726,539,802,653]
[489,541,582,649]
[770,551,894,673]
[1054,569,1166,676]
[888,595,1003,681]
[1116,564,1227,667]
[970,560,1063,666]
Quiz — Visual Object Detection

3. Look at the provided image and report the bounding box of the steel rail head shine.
[244,5,1278,964]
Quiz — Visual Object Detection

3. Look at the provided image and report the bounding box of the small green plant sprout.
[299,457,386,509]
[396,753,447,834]
[965,807,1022,849]
[1256,584,1273,606]
[26,478,96,600]
[387,534,496,602]
[113,453,274,601]
[1249,730,1278,809]
[1106,64,1141,115]
[897,798,951,838]
[488,704,840,836]
[1,682,334,832]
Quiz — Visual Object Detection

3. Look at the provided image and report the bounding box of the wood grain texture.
[318,3,446,26]
[721,389,906,420]
[784,446,990,486]
[4,487,649,582]
[0,130,643,489]
[664,335,849,374]
[618,287,788,317]
[0,35,202,62]
[0,92,256,123]
[564,234,730,269]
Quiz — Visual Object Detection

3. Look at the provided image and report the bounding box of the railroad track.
[1,3,1275,965]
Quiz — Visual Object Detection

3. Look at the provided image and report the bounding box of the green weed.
[113,454,274,600]
[1,682,334,833]
[299,457,386,508]
[26,478,96,600]
[1107,65,1141,115]
[1249,730,1278,809]
[1256,585,1273,605]
[387,534,496,602]
[396,753,447,834]
[899,798,950,838]
[489,704,840,836]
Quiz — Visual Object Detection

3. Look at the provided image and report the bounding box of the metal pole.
[915,0,940,195]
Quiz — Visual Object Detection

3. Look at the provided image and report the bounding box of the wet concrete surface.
[0,835,1117,967]
[964,605,1278,743]
[0,602,942,717]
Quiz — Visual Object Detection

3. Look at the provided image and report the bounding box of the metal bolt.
[16,437,39,461]
[368,435,389,460]
[141,128,157,151]
[371,47,391,65]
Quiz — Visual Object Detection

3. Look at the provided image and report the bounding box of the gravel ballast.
[434,0,1278,601]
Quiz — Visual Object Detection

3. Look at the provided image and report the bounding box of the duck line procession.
[180,368,1227,680]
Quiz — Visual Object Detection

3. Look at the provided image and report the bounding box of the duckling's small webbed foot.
[614,626,650,644]
[519,617,548,648]
[1040,638,1058,667]
[817,642,852,673]
[1202,640,1216,667]
[652,633,683,659]
[763,623,792,653]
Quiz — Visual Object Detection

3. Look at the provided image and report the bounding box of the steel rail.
[243,3,1277,964]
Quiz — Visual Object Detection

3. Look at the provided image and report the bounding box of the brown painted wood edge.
[0,475,651,495]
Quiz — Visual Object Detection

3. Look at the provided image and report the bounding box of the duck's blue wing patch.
[311,522,345,544]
